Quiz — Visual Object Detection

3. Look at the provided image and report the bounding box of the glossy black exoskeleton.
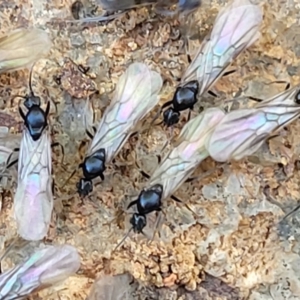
[178,0,201,12]
[127,184,163,233]
[76,148,106,197]
[18,69,50,142]
[162,80,199,127]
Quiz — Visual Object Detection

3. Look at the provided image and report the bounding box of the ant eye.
[295,90,300,104]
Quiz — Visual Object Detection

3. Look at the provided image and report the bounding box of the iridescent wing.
[14,128,53,241]
[206,85,300,162]
[0,245,80,300]
[149,107,225,200]
[181,0,262,95]
[88,62,163,163]
[0,28,51,73]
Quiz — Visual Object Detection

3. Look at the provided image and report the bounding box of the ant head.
[163,107,180,127]
[130,213,147,234]
[24,94,41,109]
[150,184,163,197]
[76,178,93,197]
[93,148,106,161]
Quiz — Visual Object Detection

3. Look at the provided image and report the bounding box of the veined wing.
[206,85,300,162]
[181,0,262,95]
[14,128,53,241]
[0,245,80,300]
[149,107,225,200]
[0,28,51,73]
[88,62,163,163]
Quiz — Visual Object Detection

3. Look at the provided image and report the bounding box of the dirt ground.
[1,0,300,299]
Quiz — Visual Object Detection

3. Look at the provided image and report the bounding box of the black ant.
[127,184,163,234]
[162,80,199,127]
[76,148,106,197]
[13,65,50,141]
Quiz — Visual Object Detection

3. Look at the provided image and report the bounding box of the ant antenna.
[28,62,35,96]
[282,204,300,221]
[112,227,133,253]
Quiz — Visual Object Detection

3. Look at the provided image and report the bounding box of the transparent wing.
[0,28,51,73]
[0,245,80,300]
[206,85,300,162]
[88,62,163,163]
[181,0,262,95]
[149,107,225,200]
[14,128,53,241]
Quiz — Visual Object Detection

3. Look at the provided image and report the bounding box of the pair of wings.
[87,62,163,163]
[149,107,225,200]
[14,128,53,241]
[147,84,300,201]
[206,85,300,162]
[0,245,80,300]
[181,0,263,96]
[0,28,51,73]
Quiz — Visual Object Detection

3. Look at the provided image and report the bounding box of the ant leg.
[208,90,218,98]
[112,227,133,253]
[147,107,163,133]
[60,168,78,188]
[148,211,164,245]
[222,69,236,77]
[171,195,182,203]
[156,154,161,164]
[187,109,192,122]
[78,64,90,74]
[4,147,20,171]
[19,107,26,121]
[127,199,138,210]
[161,100,173,111]
[187,53,192,64]
[282,204,300,220]
[139,169,150,179]
[6,159,18,170]
[86,129,94,140]
[250,81,291,103]
[249,96,263,103]
[132,150,151,179]
[45,102,51,119]
[52,179,55,194]
[148,100,174,134]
